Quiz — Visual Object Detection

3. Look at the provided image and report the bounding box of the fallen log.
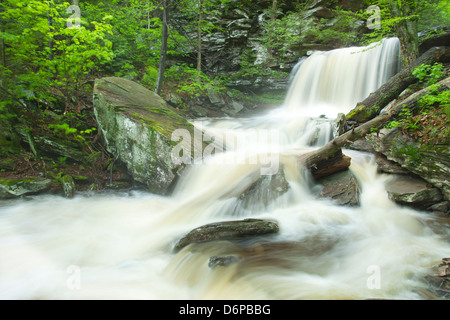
[300,149,352,179]
[346,46,450,123]
[301,77,450,178]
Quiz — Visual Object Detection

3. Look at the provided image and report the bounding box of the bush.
[412,63,445,86]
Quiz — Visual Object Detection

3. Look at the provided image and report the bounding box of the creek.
[0,38,448,300]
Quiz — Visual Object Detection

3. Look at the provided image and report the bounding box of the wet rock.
[347,137,376,153]
[333,113,347,137]
[385,175,443,210]
[375,154,410,175]
[174,218,279,252]
[93,77,205,195]
[314,169,361,207]
[423,258,450,299]
[366,128,450,201]
[0,177,52,199]
[60,175,76,198]
[238,168,290,211]
[15,126,88,164]
[208,255,241,269]
[428,201,449,214]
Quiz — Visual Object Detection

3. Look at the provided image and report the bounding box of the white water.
[284,37,401,118]
[0,39,448,300]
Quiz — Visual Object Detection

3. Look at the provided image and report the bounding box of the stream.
[0,38,448,300]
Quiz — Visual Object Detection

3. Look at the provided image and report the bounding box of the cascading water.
[0,38,448,300]
[284,37,401,117]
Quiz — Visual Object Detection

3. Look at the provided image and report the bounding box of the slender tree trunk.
[267,0,277,60]
[0,0,5,90]
[155,0,168,95]
[197,0,203,81]
[271,0,277,22]
[47,1,54,61]
[390,0,419,66]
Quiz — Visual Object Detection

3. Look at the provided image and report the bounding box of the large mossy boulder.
[93,77,204,195]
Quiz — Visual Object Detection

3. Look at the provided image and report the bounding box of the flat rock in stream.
[174,219,279,252]
[385,175,443,209]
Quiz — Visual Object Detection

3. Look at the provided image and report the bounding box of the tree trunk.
[155,0,168,95]
[390,0,419,66]
[346,46,450,123]
[197,0,203,81]
[47,1,54,61]
[301,77,450,178]
[267,0,277,60]
[0,0,5,85]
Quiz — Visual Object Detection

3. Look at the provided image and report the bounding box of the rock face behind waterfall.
[93,77,203,195]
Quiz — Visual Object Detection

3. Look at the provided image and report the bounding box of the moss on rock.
[93,77,205,195]
[0,177,53,199]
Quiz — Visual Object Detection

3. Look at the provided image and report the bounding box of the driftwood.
[301,77,450,178]
[346,46,450,123]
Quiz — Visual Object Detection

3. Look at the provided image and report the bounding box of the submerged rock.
[208,255,241,268]
[238,168,290,211]
[93,77,205,195]
[174,218,279,252]
[0,177,52,199]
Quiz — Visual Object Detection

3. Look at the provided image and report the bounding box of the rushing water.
[284,37,401,117]
[0,39,448,300]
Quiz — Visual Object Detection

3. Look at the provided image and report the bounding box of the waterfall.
[0,38,448,301]
[284,38,401,117]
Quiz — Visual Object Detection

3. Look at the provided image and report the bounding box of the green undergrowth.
[385,62,449,146]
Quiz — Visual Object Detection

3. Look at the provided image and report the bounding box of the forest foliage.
[0,0,448,191]
[1,1,448,109]
[0,0,448,135]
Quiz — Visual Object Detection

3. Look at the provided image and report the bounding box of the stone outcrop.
[93,77,205,195]
[172,0,365,92]
[366,128,450,202]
